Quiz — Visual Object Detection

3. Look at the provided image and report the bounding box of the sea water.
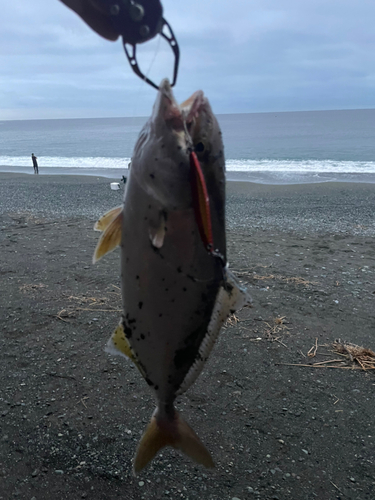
[1,109,375,184]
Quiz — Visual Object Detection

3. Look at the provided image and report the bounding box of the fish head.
[130,79,225,218]
[131,79,193,209]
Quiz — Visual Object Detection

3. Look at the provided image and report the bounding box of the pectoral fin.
[93,210,123,263]
[149,212,166,249]
[94,205,123,232]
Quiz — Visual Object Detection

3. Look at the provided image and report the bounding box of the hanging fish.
[93,79,251,474]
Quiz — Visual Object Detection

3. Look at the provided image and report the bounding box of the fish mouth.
[180,91,205,125]
[152,79,184,131]
[153,79,207,135]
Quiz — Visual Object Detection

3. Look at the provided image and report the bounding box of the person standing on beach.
[31,153,39,174]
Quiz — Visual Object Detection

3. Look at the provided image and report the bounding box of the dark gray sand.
[0,173,374,499]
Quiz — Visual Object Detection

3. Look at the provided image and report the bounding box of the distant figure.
[31,153,39,174]
[121,175,127,184]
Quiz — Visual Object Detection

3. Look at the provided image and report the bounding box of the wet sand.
[0,173,374,499]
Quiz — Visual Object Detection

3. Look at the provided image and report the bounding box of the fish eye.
[195,142,205,153]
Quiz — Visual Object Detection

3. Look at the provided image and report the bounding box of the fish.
[93,79,251,474]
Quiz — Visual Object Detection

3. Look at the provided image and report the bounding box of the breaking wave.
[2,156,375,174]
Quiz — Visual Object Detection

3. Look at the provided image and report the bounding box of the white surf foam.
[2,156,375,175]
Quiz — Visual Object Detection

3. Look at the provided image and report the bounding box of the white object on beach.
[110,182,121,190]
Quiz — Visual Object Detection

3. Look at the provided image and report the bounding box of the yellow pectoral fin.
[94,205,123,232]
[93,210,123,263]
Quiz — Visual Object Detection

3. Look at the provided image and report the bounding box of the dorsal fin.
[93,210,123,263]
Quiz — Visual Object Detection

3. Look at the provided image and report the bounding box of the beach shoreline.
[0,173,374,499]
[2,166,375,185]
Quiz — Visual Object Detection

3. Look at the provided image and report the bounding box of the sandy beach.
[0,173,374,499]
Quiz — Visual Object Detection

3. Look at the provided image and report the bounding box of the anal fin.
[177,266,251,396]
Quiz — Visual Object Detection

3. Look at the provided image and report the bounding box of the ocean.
[1,109,375,184]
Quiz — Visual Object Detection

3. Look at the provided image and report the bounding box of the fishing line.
[130,35,161,119]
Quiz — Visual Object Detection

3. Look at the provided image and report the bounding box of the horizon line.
[1,107,375,122]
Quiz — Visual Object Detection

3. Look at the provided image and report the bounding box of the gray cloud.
[1,0,375,119]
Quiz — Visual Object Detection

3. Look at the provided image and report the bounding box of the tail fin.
[133,410,214,474]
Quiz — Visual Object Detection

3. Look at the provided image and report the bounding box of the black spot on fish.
[148,204,151,209]
[171,299,175,303]
[154,385,159,390]
[144,216,148,221]
[159,313,163,318]
[136,275,140,280]
[138,302,143,310]
[123,323,132,339]
[145,377,153,386]
[126,257,129,263]
[150,173,155,179]
[182,287,187,292]
[154,157,158,161]
[128,318,136,325]
[165,288,169,292]
[161,144,165,148]
[177,266,182,273]
[161,278,165,282]
[140,334,145,340]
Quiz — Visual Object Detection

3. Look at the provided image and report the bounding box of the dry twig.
[331,340,375,371]
[307,338,319,358]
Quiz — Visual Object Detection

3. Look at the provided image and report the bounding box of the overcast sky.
[2,0,375,120]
